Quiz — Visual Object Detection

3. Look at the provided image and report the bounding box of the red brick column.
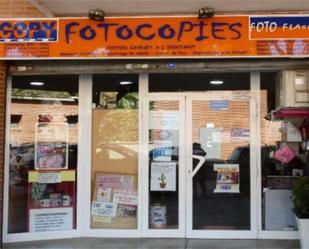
[0,61,6,245]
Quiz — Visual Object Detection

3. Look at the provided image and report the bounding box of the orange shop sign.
[1,15,309,59]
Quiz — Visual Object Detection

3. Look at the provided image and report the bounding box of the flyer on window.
[91,201,117,217]
[149,111,179,130]
[214,164,239,193]
[150,162,176,191]
[35,122,68,170]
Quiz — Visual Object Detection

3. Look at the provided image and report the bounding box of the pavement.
[3,238,300,249]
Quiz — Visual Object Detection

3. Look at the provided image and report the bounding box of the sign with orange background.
[1,15,309,59]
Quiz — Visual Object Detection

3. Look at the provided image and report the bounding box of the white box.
[281,121,302,142]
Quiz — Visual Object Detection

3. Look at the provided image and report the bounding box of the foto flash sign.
[250,16,309,39]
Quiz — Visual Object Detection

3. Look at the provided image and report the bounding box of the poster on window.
[152,140,172,161]
[150,162,176,191]
[214,164,239,193]
[35,122,68,170]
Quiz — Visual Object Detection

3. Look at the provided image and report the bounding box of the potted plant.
[158,173,166,189]
[291,176,309,249]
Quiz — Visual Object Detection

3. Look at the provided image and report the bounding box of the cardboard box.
[91,109,138,176]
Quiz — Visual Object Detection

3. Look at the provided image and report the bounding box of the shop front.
[1,15,309,243]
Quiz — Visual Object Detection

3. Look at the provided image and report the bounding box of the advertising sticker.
[214,164,240,193]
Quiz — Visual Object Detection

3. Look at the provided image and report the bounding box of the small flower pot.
[160,183,166,189]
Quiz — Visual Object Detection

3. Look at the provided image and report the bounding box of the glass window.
[260,72,308,231]
[8,75,78,233]
[91,74,139,229]
[149,73,250,92]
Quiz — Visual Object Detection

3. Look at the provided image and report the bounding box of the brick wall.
[0,61,6,244]
[0,0,44,243]
[192,100,250,160]
[0,0,44,18]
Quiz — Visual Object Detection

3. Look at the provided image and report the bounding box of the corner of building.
[0,0,47,245]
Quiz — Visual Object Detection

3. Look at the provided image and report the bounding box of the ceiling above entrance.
[28,0,309,17]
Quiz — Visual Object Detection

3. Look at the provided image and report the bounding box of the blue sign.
[210,100,229,111]
[0,20,58,42]
[167,63,176,69]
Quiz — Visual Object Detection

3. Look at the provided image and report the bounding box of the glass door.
[142,96,186,237]
[186,92,256,238]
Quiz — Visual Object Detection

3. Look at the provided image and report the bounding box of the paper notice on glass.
[96,188,112,202]
[230,128,250,142]
[95,173,134,190]
[93,216,112,223]
[149,111,179,130]
[29,207,73,232]
[38,172,62,183]
[117,204,137,217]
[120,175,134,189]
[150,162,176,191]
[113,189,138,205]
[91,201,117,217]
[152,140,172,161]
[214,164,239,193]
[212,132,222,143]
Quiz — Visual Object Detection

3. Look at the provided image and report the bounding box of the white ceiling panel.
[29,0,309,17]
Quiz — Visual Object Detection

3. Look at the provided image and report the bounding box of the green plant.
[158,174,166,185]
[291,176,309,219]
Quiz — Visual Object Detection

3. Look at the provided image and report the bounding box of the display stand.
[27,170,76,232]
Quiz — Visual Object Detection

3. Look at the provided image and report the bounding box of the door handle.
[187,155,207,180]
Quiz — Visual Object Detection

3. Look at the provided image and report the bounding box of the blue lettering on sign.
[0,20,58,42]
[136,23,155,40]
[64,20,242,44]
[210,100,229,111]
[116,25,133,40]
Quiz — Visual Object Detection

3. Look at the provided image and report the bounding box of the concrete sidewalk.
[3,238,300,249]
